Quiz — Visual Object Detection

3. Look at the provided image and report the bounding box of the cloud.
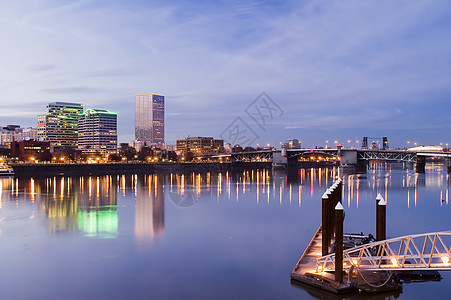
[29,64,56,72]
[1,0,451,146]
[39,87,107,94]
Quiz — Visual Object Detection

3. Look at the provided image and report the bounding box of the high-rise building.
[37,102,83,150]
[78,109,117,154]
[135,94,164,145]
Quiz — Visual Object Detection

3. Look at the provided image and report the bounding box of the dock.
[290,225,355,294]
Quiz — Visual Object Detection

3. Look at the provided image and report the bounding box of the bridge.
[229,148,451,173]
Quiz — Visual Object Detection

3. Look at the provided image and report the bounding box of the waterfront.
[1,165,451,299]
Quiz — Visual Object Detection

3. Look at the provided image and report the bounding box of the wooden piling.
[322,192,330,256]
[335,202,344,283]
[376,196,387,241]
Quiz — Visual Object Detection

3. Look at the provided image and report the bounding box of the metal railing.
[316,231,451,272]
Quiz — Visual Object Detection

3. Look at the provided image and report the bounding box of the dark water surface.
[1,165,450,299]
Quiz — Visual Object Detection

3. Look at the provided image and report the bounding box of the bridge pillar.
[447,158,451,174]
[287,157,298,168]
[340,150,366,173]
[416,156,426,173]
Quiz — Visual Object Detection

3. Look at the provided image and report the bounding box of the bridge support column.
[416,156,426,173]
[335,202,344,283]
[340,150,366,174]
[447,158,451,174]
[287,157,298,168]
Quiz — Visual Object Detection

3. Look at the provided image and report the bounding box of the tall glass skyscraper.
[135,94,165,144]
[37,102,83,150]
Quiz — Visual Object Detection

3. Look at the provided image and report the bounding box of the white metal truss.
[357,150,417,163]
[316,231,451,272]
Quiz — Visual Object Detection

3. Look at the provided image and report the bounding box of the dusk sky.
[1,0,451,148]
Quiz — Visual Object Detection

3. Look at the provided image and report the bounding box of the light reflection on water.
[0,165,450,299]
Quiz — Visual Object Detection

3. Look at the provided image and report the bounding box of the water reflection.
[1,165,450,241]
[1,166,451,299]
[343,163,451,209]
[134,175,165,247]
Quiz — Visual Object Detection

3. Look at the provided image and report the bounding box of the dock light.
[391,258,398,267]
[316,265,324,272]
[351,260,359,266]
[441,256,450,264]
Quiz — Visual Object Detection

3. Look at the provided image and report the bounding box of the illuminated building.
[10,140,51,161]
[135,94,164,145]
[78,109,118,154]
[0,125,22,146]
[284,139,301,149]
[176,137,224,156]
[37,102,83,151]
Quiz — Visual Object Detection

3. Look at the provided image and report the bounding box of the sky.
[1,0,451,148]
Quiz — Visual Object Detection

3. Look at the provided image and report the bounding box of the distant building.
[10,140,51,161]
[176,137,224,156]
[78,109,118,154]
[22,127,38,141]
[135,94,164,145]
[284,139,301,149]
[37,102,83,151]
[0,125,23,146]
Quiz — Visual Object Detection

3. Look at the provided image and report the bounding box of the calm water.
[1,165,451,300]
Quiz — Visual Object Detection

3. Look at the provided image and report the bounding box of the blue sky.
[1,0,451,148]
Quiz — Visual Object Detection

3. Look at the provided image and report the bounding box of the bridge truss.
[230,150,273,163]
[316,231,451,272]
[357,150,417,163]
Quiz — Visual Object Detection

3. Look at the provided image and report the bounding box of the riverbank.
[9,162,273,177]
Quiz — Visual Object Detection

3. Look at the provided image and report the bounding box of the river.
[1,164,450,299]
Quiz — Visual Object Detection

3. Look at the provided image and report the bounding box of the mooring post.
[322,191,330,256]
[337,178,342,204]
[326,188,334,242]
[335,202,344,283]
[376,195,387,241]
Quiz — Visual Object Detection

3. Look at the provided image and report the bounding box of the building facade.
[135,94,164,145]
[78,109,118,154]
[37,102,83,150]
[10,140,51,161]
[0,125,22,146]
[176,137,224,156]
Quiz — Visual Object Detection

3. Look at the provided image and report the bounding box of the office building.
[37,102,83,150]
[135,94,164,145]
[78,109,117,154]
[10,140,51,161]
[176,137,224,156]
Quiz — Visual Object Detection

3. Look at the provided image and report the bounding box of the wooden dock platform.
[290,224,356,294]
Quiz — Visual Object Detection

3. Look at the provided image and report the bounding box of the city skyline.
[1,1,451,148]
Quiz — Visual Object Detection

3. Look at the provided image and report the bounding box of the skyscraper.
[135,94,164,145]
[37,102,83,150]
[78,109,118,154]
